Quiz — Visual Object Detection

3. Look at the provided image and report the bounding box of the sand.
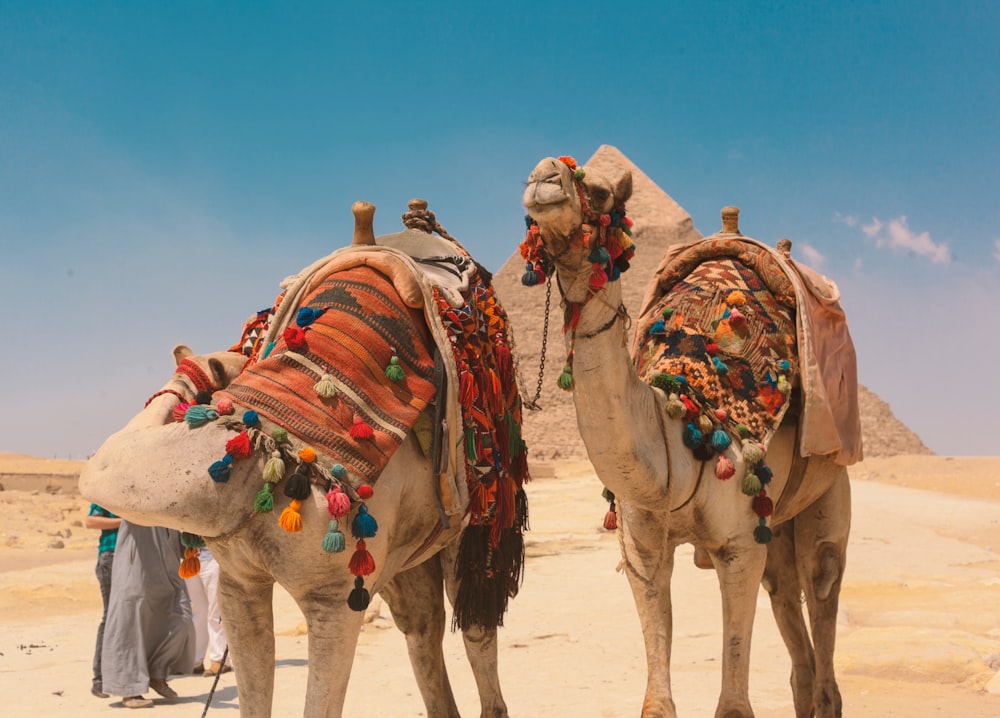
[2,455,999,716]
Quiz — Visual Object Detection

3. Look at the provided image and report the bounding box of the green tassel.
[263,451,285,483]
[557,364,574,391]
[322,521,346,553]
[665,394,686,419]
[505,411,522,457]
[271,427,289,444]
[742,471,762,496]
[741,439,764,465]
[754,519,773,544]
[777,375,791,395]
[465,421,478,462]
[253,483,275,513]
[384,355,405,382]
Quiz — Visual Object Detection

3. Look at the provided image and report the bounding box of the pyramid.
[494,145,931,462]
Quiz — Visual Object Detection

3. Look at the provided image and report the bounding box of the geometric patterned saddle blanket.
[634,245,799,452]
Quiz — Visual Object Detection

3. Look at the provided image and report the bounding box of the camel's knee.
[812,543,843,601]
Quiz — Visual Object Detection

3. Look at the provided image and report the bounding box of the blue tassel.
[713,357,729,375]
[242,409,260,427]
[296,307,326,327]
[351,505,378,539]
[710,428,732,451]
[756,464,773,484]
[262,341,276,359]
[682,423,703,449]
[754,518,773,544]
[330,463,348,480]
[184,405,218,427]
[208,454,233,483]
[650,319,665,334]
[322,521,346,553]
[521,263,539,286]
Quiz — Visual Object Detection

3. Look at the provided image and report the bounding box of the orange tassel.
[279,499,303,532]
[178,547,201,579]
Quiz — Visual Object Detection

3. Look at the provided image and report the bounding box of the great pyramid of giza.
[493,145,931,461]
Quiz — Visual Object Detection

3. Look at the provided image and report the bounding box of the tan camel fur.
[80,354,510,713]
[522,157,853,718]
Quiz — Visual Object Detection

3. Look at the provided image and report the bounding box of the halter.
[519,155,636,391]
[144,358,220,408]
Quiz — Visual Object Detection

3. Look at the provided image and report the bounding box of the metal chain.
[521,274,553,410]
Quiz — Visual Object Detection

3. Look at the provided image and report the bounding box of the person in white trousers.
[185,547,233,676]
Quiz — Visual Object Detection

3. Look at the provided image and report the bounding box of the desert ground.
[2,453,999,717]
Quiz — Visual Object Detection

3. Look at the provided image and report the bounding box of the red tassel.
[680,394,699,421]
[225,431,253,459]
[603,509,617,531]
[459,369,476,408]
[495,342,512,376]
[349,414,374,440]
[752,493,774,517]
[348,540,375,576]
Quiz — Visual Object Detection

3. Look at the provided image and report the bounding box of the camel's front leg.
[216,568,276,718]
[618,503,677,718]
[380,555,462,718]
[293,587,365,718]
[710,537,767,718]
[441,539,509,718]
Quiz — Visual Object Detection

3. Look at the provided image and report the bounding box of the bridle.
[144,358,221,408]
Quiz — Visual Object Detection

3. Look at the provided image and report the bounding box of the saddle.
[635,235,862,466]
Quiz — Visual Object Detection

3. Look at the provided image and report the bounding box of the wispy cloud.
[860,215,951,264]
[834,212,858,228]
[798,242,826,269]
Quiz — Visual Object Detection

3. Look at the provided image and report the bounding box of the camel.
[520,156,859,718]
[80,201,528,718]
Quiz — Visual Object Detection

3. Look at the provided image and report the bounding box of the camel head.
[522,156,634,303]
[79,345,253,536]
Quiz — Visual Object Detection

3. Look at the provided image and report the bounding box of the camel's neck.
[561,277,672,506]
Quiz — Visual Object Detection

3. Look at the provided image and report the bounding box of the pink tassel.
[326,486,351,518]
[715,455,736,480]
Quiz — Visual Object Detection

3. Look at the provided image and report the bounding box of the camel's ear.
[207,357,227,390]
[173,344,193,366]
[614,171,633,207]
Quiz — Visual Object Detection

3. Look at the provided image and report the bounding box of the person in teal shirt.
[86,504,120,699]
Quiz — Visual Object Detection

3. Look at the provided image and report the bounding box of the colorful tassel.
[299,447,317,463]
[314,372,337,398]
[756,464,773,484]
[184,405,218,427]
[296,306,326,327]
[384,353,405,382]
[271,427,289,444]
[742,471,762,497]
[208,455,233,483]
[348,540,375,576]
[349,414,374,440]
[242,410,260,427]
[216,397,234,415]
[348,576,371,611]
[557,364,574,391]
[263,451,285,483]
[172,402,191,423]
[710,428,732,451]
[283,325,306,349]
[741,439,764,465]
[754,519,773,544]
[682,423,703,449]
[279,499,303,532]
[178,546,201,579]
[351,505,378,539]
[326,485,351,518]
[715,455,736,480]
[283,471,312,500]
[752,493,774,517]
[253,482,275,513]
[357,483,374,500]
[665,394,686,419]
[521,262,539,286]
[330,463,348,480]
[225,431,252,460]
[322,521,346,553]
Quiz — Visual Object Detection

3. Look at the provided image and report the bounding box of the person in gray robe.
[100,521,195,708]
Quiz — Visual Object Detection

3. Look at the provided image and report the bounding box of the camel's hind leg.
[441,540,510,718]
[380,556,462,718]
[762,522,817,718]
[794,472,850,718]
[764,468,850,718]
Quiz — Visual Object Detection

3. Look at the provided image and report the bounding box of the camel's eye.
[591,188,609,203]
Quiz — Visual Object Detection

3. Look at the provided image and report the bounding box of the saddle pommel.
[721,206,742,235]
[352,201,377,246]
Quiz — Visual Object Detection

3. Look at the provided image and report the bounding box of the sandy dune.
[2,456,999,716]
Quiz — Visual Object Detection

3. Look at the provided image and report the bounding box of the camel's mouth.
[523,176,572,220]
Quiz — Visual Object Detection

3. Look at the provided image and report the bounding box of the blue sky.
[2,1,997,458]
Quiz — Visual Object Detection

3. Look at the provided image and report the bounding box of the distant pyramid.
[495,146,930,462]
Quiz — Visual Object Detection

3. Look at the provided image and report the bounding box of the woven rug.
[219,265,437,481]
[635,250,799,451]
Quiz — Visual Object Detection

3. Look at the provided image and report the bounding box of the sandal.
[123,696,153,709]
